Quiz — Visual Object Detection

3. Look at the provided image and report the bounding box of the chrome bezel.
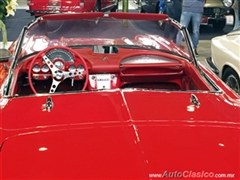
[77,65,84,72]
[54,60,64,69]
[32,64,41,73]
[222,0,234,8]
[68,65,76,72]
[41,64,49,73]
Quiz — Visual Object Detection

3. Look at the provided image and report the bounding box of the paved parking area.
[197,40,211,66]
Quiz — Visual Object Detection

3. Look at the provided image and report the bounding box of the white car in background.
[206,27,240,94]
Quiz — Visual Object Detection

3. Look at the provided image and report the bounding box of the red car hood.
[1,90,240,179]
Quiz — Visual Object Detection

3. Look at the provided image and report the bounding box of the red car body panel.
[1,125,239,179]
[1,13,240,179]
[1,90,240,179]
[27,0,118,15]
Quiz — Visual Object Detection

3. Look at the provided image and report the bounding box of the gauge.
[68,65,76,72]
[32,65,41,73]
[77,65,84,72]
[46,49,74,62]
[41,65,49,73]
[54,60,64,69]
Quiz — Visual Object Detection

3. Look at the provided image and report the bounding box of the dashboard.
[14,46,196,96]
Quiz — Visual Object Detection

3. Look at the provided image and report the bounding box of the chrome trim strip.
[205,57,220,75]
[3,17,43,96]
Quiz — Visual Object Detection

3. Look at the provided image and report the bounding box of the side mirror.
[0,49,11,62]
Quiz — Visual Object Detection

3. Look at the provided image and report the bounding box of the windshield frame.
[18,12,198,61]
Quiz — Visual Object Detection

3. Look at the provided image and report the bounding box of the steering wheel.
[28,46,89,94]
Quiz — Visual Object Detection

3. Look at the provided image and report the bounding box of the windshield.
[18,13,191,60]
[3,12,220,98]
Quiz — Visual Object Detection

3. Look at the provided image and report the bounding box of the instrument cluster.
[31,48,85,80]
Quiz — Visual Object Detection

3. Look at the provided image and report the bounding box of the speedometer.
[46,48,74,62]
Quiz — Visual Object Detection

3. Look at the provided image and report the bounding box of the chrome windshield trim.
[1,14,222,96]
[2,17,43,96]
[169,18,222,93]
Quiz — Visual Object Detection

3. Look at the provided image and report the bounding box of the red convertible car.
[0,12,240,179]
[27,0,119,16]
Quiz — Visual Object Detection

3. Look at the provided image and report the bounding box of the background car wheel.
[30,12,39,18]
[230,9,236,27]
[212,20,226,31]
[140,8,145,13]
[222,67,240,94]
[155,3,160,13]
[94,0,101,12]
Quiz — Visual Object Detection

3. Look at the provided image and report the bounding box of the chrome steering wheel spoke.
[63,69,82,79]
[49,78,61,93]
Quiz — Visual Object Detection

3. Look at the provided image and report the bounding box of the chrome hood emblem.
[45,96,54,112]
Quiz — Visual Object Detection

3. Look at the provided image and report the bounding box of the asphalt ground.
[0,0,235,65]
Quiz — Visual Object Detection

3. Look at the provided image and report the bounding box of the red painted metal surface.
[1,13,240,179]
[0,90,240,179]
[27,0,117,15]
